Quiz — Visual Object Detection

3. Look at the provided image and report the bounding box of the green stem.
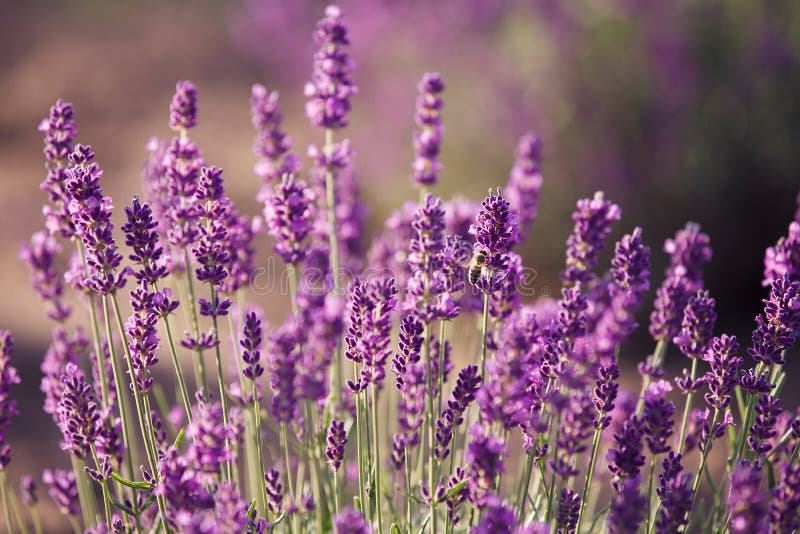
[280,423,296,534]
[1,471,17,534]
[183,249,208,401]
[371,383,384,534]
[28,504,42,534]
[425,319,437,534]
[324,127,343,410]
[354,363,366,519]
[635,338,667,417]
[305,402,325,534]
[287,263,299,316]
[479,293,489,381]
[677,358,699,454]
[253,381,268,516]
[153,282,193,424]
[71,455,99,529]
[516,450,534,520]
[208,286,233,481]
[76,242,111,409]
[687,409,720,525]
[90,445,113,530]
[575,421,603,533]
[436,320,447,419]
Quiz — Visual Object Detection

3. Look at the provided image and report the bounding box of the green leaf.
[111,472,153,490]
[437,479,467,503]
[173,427,185,448]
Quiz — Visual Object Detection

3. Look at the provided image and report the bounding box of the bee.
[468,249,489,286]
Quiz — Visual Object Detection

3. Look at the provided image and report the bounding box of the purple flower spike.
[332,507,372,534]
[410,72,445,187]
[20,475,37,506]
[393,314,426,449]
[469,189,520,292]
[265,468,283,515]
[728,461,767,533]
[769,462,800,532]
[267,317,300,424]
[655,453,692,533]
[250,84,300,194]
[748,393,780,456]
[188,401,233,482]
[264,174,316,265]
[593,362,620,428]
[641,380,675,455]
[170,81,198,132]
[40,99,79,239]
[57,363,100,460]
[122,196,169,286]
[19,232,71,322]
[465,423,506,509]
[556,488,580,534]
[561,191,621,287]
[674,290,717,359]
[607,419,645,490]
[126,285,160,392]
[435,365,481,460]
[241,311,264,381]
[763,221,800,286]
[703,335,742,410]
[0,332,20,469]
[325,420,347,471]
[608,476,646,534]
[749,274,800,365]
[506,132,543,242]
[305,5,357,130]
[42,468,79,518]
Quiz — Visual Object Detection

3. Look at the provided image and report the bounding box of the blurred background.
[2,0,800,530]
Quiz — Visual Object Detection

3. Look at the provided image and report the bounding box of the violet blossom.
[410,72,445,187]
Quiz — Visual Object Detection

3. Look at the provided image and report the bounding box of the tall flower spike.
[392,314,426,449]
[267,316,300,423]
[122,196,168,286]
[332,507,372,534]
[763,220,800,286]
[65,145,128,294]
[469,189,520,292]
[769,461,800,532]
[0,332,20,469]
[170,80,198,132]
[305,5,357,130]
[727,461,768,533]
[556,489,580,534]
[264,174,315,265]
[42,468,79,518]
[608,476,646,534]
[250,84,300,197]
[405,193,447,320]
[748,393,780,456]
[126,285,160,392]
[265,468,283,515]
[505,132,543,242]
[641,380,675,455]
[465,423,506,509]
[674,290,717,359]
[188,401,233,482]
[19,232,71,322]
[561,191,621,287]
[410,72,445,187]
[703,335,742,410]
[654,453,691,533]
[20,475,37,506]
[749,274,800,365]
[241,311,264,381]
[57,363,100,460]
[607,419,645,490]
[325,419,347,471]
[40,99,79,239]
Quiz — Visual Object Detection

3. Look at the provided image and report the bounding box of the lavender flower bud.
[561,191,621,286]
[674,290,717,359]
[19,232,71,321]
[607,419,645,490]
[728,461,767,533]
[469,189,520,292]
[749,394,781,456]
[170,80,198,132]
[703,334,742,410]
[641,380,675,455]
[763,220,800,287]
[57,363,100,460]
[265,468,283,515]
[410,72,444,187]
[654,453,691,533]
[0,332,19,469]
[465,423,506,509]
[325,420,347,471]
[250,84,300,193]
[188,401,233,482]
[769,461,800,533]
[267,317,300,423]
[264,174,315,265]
[305,5,357,130]
[506,133,543,242]
[749,274,800,365]
[42,468,79,518]
[20,475,37,506]
[126,285,160,392]
[40,100,79,239]
[608,476,646,534]
[241,311,264,381]
[122,196,168,286]
[332,507,371,534]
[556,488,580,534]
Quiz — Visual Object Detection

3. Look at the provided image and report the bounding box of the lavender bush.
[2,4,800,534]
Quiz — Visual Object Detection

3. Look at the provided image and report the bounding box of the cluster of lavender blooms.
[4,4,800,534]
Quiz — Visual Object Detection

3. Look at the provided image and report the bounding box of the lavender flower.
[241,311,264,381]
[332,507,372,534]
[65,145,128,294]
[164,133,204,251]
[728,461,768,533]
[593,362,620,428]
[193,166,232,290]
[763,220,800,286]
[561,191,621,286]
[250,84,300,194]
[607,419,645,490]
[749,274,800,365]
[19,232,71,321]
[749,393,781,456]
[264,173,315,265]
[122,196,169,287]
[42,468,79,518]
[505,133,543,242]
[641,380,675,455]
[477,336,532,429]
[265,468,283,515]
[40,99,79,239]
[655,453,692,534]
[470,496,514,534]
[0,332,19,469]
[703,334,742,410]
[325,420,347,471]
[267,317,300,423]
[674,290,717,359]
[649,223,712,341]
[434,365,481,460]
[188,401,234,482]
[405,193,447,320]
[392,314,426,449]
[126,285,160,392]
[170,80,198,132]
[213,482,249,532]
[155,446,214,525]
[769,462,800,533]
[608,476,646,534]
[465,423,506,509]
[550,393,595,479]
[305,5,357,130]
[57,363,100,460]
[556,489,580,534]
[469,189,520,292]
[410,72,444,187]
[445,466,469,526]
